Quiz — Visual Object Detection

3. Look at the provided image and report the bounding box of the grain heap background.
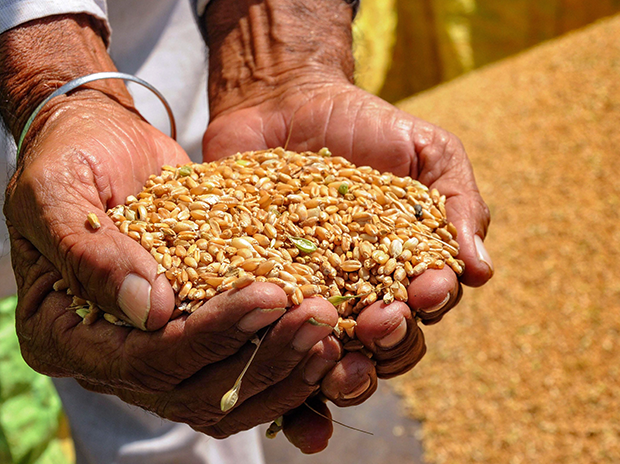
[392,14,620,464]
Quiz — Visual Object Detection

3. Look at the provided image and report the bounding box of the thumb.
[202,109,279,162]
[413,125,494,288]
[5,169,175,330]
[55,208,175,330]
[444,189,494,287]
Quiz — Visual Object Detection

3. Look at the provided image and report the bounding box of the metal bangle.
[16,71,177,157]
[345,0,361,18]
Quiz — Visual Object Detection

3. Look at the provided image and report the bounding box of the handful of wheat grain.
[62,147,463,350]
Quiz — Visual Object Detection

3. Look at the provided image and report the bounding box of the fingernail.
[118,274,151,330]
[421,293,451,316]
[341,376,371,400]
[303,353,337,385]
[376,317,407,349]
[292,318,334,352]
[237,307,286,333]
[475,235,494,276]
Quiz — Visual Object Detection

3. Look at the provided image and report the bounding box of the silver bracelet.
[16,71,177,157]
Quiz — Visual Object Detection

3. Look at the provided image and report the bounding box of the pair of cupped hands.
[5,75,492,453]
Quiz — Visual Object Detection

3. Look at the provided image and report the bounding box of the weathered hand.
[5,91,340,437]
[203,78,492,450]
[205,78,492,365]
[6,91,187,330]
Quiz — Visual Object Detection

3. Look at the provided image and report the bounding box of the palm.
[203,82,468,371]
[204,84,417,173]
[202,82,485,448]
[6,98,190,327]
[204,82,489,287]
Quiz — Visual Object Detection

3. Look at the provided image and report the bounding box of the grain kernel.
[87,213,101,229]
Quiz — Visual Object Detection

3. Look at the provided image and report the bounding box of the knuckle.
[58,233,99,295]
[376,352,426,378]
[117,351,179,392]
[118,337,185,392]
[373,322,426,361]
[162,397,223,429]
[376,335,427,379]
[265,386,313,413]
[247,357,299,391]
[187,330,247,367]
[15,289,74,377]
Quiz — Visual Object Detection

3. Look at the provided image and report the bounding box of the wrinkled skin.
[5,80,491,455]
[5,92,343,439]
[1,4,492,454]
[203,78,493,449]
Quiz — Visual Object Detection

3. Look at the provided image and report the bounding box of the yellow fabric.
[352,0,397,94]
[353,0,620,102]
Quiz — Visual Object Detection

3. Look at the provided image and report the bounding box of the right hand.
[5,91,340,436]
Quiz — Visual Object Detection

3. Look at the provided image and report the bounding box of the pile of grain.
[64,148,461,352]
[392,14,620,464]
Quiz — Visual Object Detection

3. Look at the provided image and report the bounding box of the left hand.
[200,0,492,452]
[202,77,492,450]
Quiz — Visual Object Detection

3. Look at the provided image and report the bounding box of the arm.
[0,14,175,328]
[204,0,356,116]
[201,0,491,283]
[0,14,120,141]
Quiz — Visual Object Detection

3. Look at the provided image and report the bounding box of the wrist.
[0,14,133,142]
[205,0,355,118]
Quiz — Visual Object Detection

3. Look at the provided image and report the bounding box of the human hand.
[1,14,343,440]
[204,79,492,454]
[5,89,344,437]
[200,0,492,452]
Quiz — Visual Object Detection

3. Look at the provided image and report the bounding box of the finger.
[8,176,169,331]
[353,269,457,378]
[323,104,493,289]
[148,297,338,427]
[320,352,378,407]
[110,282,289,389]
[352,300,426,379]
[283,397,334,454]
[353,268,457,353]
[199,335,342,438]
[63,212,176,330]
[445,190,494,287]
[16,275,288,391]
[227,297,338,402]
[412,125,494,287]
[408,267,462,324]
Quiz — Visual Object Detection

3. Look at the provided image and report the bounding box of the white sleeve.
[194,0,210,17]
[0,0,109,36]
